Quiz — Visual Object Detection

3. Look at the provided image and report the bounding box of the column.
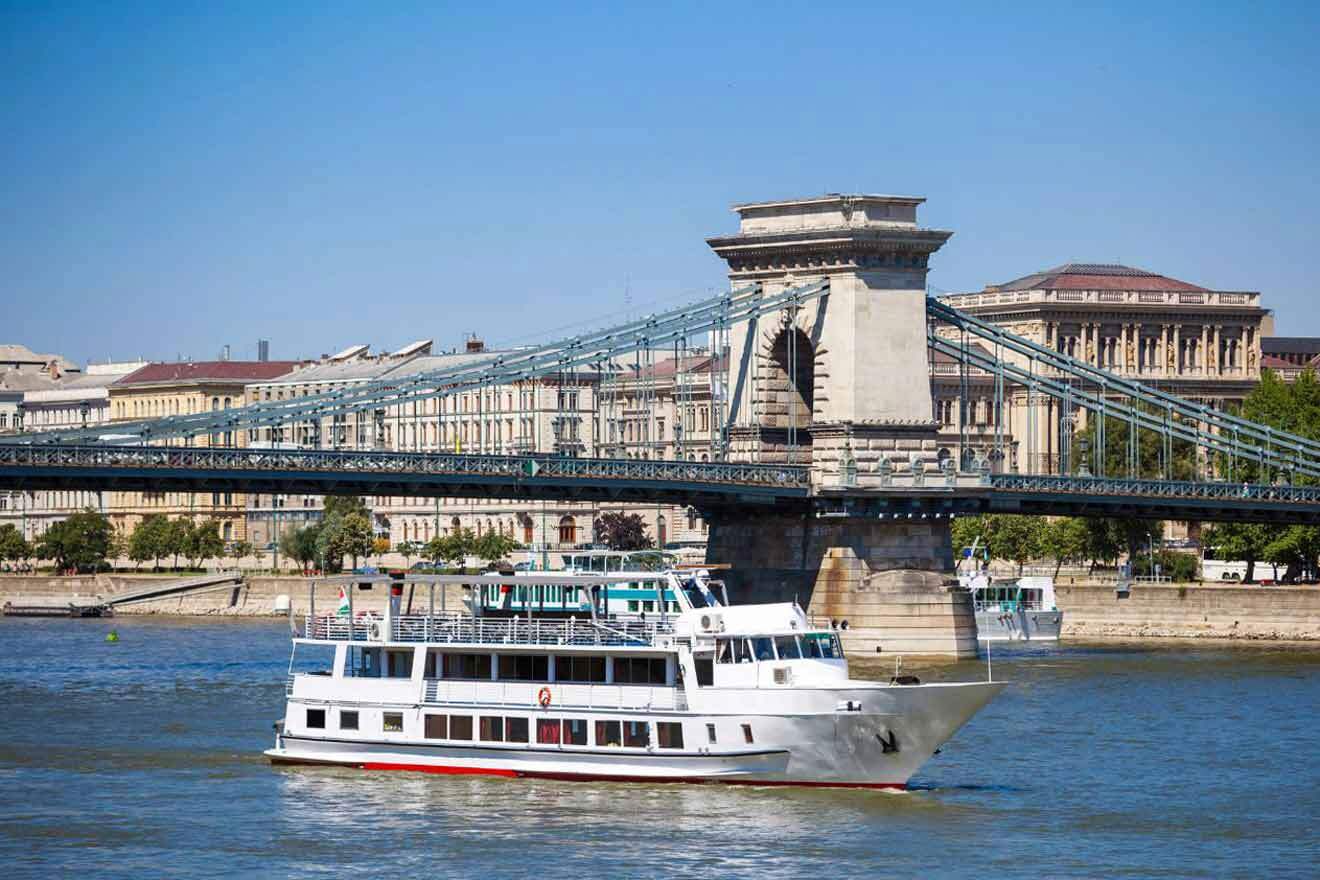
[1159,325,1168,376]
[1200,325,1210,376]
[1172,325,1181,375]
[1213,325,1222,376]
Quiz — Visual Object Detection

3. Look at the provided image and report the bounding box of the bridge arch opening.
[765,326,814,432]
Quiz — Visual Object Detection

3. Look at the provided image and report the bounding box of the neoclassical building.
[932,263,1270,474]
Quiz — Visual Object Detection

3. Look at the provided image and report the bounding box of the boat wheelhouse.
[266,570,1004,788]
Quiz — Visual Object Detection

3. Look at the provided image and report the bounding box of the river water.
[2,618,1317,879]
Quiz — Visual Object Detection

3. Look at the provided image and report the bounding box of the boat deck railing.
[422,679,687,712]
[303,613,675,648]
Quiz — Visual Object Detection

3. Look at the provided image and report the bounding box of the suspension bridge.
[2,193,1318,634]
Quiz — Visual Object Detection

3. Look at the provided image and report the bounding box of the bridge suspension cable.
[928,297,1320,479]
[5,279,831,447]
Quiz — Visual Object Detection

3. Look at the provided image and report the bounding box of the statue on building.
[1166,343,1176,371]
[1248,346,1257,372]
[1125,341,1136,371]
[1085,338,1095,364]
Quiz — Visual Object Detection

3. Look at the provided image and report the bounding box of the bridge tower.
[707,194,952,483]
[705,195,975,657]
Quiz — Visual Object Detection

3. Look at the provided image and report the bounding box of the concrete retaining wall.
[1057,582,1320,641]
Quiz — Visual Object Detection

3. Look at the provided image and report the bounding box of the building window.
[424,714,448,739]
[558,515,577,545]
[595,720,622,747]
[506,717,530,743]
[479,716,505,742]
[742,723,754,744]
[306,708,325,729]
[449,715,473,740]
[339,710,359,731]
[658,722,684,749]
[383,712,404,733]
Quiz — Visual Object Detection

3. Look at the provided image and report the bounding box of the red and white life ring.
[537,687,552,709]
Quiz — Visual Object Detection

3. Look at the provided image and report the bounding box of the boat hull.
[975,608,1063,642]
[267,681,1005,789]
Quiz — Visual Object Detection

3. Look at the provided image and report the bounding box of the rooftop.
[988,263,1207,293]
[117,360,302,386]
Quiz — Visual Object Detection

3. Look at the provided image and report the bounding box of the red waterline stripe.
[316,759,903,789]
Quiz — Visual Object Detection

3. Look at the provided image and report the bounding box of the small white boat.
[963,573,1064,642]
[266,569,1004,789]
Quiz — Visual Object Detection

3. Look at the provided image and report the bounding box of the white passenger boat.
[962,572,1064,642]
[266,570,1004,789]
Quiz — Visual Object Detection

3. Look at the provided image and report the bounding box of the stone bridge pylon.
[706,193,953,486]
[705,195,976,658]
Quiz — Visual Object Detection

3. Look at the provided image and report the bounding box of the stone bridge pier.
[705,194,976,657]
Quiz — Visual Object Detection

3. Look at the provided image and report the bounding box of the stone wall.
[1057,581,1320,641]
[706,512,977,658]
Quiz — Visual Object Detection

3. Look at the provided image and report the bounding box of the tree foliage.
[424,529,473,570]
[1203,522,1274,583]
[281,524,322,573]
[0,523,31,568]
[593,512,653,551]
[128,514,171,570]
[473,531,521,568]
[231,540,256,565]
[1039,518,1090,576]
[183,519,225,568]
[35,509,114,572]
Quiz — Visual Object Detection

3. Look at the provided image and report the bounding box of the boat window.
[658,722,684,749]
[506,717,529,743]
[623,721,649,748]
[424,714,448,739]
[774,636,802,660]
[349,646,381,677]
[613,657,667,685]
[536,718,561,744]
[716,638,734,664]
[742,723,754,744]
[480,716,504,742]
[383,712,404,733]
[734,639,753,664]
[706,723,717,744]
[443,653,493,680]
[339,710,359,731]
[805,633,841,659]
[498,654,549,681]
[449,715,473,740]
[682,581,711,609]
[562,719,588,746]
[555,655,607,683]
[424,650,439,678]
[306,708,325,729]
[800,635,823,659]
[752,638,775,662]
[385,649,413,678]
[595,720,622,747]
[694,654,713,687]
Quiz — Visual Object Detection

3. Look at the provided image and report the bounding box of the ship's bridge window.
[803,633,842,659]
[498,654,549,681]
[752,638,775,662]
[773,636,802,660]
[613,657,667,685]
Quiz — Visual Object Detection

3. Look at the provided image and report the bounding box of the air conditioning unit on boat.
[698,613,723,633]
[368,620,386,641]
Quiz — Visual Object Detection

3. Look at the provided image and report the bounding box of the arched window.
[451,516,461,535]
[521,515,534,545]
[558,515,577,546]
[687,508,698,531]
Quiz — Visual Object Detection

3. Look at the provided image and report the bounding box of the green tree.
[423,529,472,570]
[281,524,322,574]
[473,531,521,569]
[396,540,420,567]
[230,540,256,567]
[593,512,653,551]
[184,519,225,569]
[164,518,191,570]
[1203,522,1273,583]
[323,496,370,519]
[0,523,31,570]
[985,515,1045,575]
[128,514,171,570]
[1040,517,1090,577]
[324,512,374,570]
[35,509,114,573]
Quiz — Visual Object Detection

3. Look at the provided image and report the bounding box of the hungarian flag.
[336,586,350,616]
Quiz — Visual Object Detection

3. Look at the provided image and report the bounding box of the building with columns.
[933,263,1270,474]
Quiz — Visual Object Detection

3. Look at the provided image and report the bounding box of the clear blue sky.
[5,1,1319,366]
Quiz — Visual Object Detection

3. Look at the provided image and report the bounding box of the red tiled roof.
[117,361,301,385]
[993,263,1206,293]
[1261,354,1295,369]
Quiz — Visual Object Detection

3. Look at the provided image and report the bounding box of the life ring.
[537,687,552,709]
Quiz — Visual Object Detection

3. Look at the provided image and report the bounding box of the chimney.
[222,344,231,361]
[257,339,270,362]
[465,334,485,353]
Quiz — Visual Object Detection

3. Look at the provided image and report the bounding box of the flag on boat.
[337,586,350,616]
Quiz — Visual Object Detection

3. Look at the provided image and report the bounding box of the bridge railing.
[0,443,812,490]
[989,473,1320,503]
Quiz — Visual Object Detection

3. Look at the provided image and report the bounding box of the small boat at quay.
[266,570,1004,788]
